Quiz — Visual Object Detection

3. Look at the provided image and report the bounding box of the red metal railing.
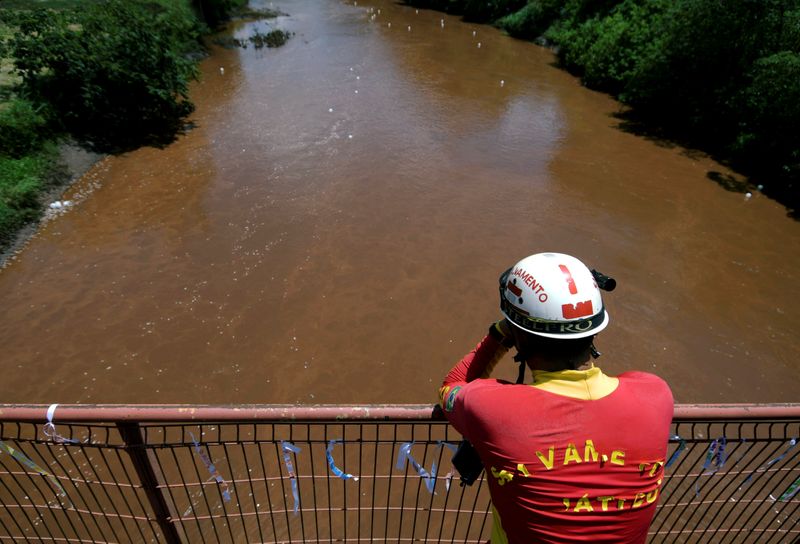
[0,404,797,543]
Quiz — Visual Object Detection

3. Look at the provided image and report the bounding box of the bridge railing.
[0,404,798,543]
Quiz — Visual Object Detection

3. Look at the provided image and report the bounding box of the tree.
[5,0,200,151]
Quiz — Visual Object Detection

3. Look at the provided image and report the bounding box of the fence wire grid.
[0,404,797,543]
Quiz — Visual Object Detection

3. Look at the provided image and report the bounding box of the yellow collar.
[531,366,619,400]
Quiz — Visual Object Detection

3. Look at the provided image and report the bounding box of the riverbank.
[0,142,103,269]
[404,0,799,216]
[0,0,290,260]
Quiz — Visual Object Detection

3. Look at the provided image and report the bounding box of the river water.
[0,0,797,406]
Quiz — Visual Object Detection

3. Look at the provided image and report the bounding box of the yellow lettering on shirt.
[562,486,666,514]
[536,447,555,470]
[638,460,664,476]
[584,440,599,462]
[491,467,514,486]
[646,479,662,504]
[564,443,582,465]
[516,463,532,477]
[573,494,593,513]
[598,496,614,511]
[611,450,625,466]
[649,461,664,477]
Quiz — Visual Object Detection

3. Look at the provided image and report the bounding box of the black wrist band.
[488,322,515,348]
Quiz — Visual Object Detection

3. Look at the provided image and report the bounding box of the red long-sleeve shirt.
[439,335,673,544]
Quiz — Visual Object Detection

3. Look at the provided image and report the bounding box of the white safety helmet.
[499,252,609,339]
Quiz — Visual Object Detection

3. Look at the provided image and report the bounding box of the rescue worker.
[439,252,673,543]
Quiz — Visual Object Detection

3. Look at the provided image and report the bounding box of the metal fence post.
[117,422,183,544]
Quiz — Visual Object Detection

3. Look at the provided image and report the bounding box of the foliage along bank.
[0,0,259,252]
[407,0,800,215]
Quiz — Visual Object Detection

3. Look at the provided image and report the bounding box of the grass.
[0,143,59,249]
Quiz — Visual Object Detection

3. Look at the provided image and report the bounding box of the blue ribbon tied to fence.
[189,433,232,502]
[665,434,686,468]
[737,437,796,496]
[326,439,358,481]
[281,441,301,515]
[695,437,726,497]
[396,441,459,494]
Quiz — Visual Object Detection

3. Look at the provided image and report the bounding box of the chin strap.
[513,352,526,384]
[590,343,602,359]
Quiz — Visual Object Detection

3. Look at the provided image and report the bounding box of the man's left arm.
[438,321,513,432]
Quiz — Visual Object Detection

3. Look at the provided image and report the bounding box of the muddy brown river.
[0,0,797,406]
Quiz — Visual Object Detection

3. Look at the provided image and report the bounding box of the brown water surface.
[0,0,798,405]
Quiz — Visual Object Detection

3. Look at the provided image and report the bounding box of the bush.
[564,0,625,20]
[5,0,200,151]
[736,51,800,181]
[193,0,248,28]
[0,99,49,158]
[0,147,55,246]
[555,0,667,92]
[497,0,562,40]
[461,0,527,23]
[623,1,794,130]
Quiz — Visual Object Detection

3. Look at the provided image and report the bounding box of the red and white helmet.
[499,253,609,339]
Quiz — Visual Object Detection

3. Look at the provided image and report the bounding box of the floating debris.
[213,29,293,49]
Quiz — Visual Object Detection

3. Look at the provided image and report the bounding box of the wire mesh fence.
[0,404,797,543]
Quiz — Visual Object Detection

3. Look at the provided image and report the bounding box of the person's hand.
[488,319,515,348]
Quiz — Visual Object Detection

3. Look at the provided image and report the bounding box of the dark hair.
[513,330,595,368]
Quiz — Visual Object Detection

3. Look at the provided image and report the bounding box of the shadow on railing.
[0,404,797,543]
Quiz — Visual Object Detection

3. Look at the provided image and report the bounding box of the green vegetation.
[407,0,800,214]
[0,0,288,251]
[250,29,293,49]
[4,1,205,151]
[215,28,294,49]
[193,0,248,28]
[0,144,59,249]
